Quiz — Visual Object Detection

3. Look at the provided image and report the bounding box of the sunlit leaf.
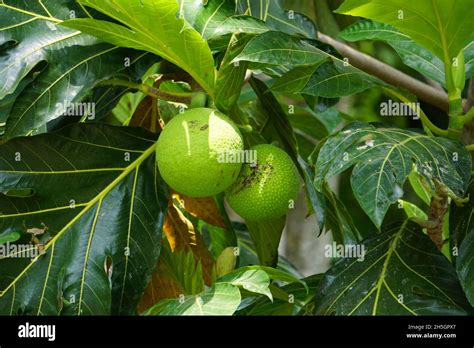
[143,282,241,315]
[219,268,272,300]
[0,0,151,138]
[336,0,474,62]
[237,0,316,38]
[62,0,216,96]
[235,32,382,97]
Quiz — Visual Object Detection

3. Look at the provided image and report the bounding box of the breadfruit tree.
[0,0,473,316]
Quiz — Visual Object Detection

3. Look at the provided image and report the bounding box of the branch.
[317,32,450,112]
[466,144,474,152]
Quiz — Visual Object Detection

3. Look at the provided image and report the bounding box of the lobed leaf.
[0,0,150,138]
[336,0,474,63]
[456,231,474,306]
[0,124,168,315]
[315,123,471,227]
[62,0,216,96]
[316,221,471,315]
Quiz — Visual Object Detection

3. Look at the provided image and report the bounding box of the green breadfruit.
[156,108,244,197]
[225,144,301,221]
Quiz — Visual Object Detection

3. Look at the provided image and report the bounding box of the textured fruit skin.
[225,144,300,221]
[156,108,244,197]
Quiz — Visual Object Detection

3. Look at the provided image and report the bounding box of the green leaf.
[457,231,474,306]
[198,220,236,261]
[450,180,474,258]
[235,32,382,97]
[236,274,323,316]
[0,0,74,101]
[336,0,474,63]
[0,78,32,137]
[215,247,237,277]
[297,157,326,229]
[248,266,307,290]
[316,221,471,315]
[293,135,316,161]
[466,37,474,80]
[302,60,382,97]
[408,168,432,205]
[109,61,162,125]
[0,124,168,315]
[0,232,20,245]
[237,273,322,315]
[339,20,446,86]
[209,15,269,39]
[112,91,148,125]
[271,65,323,94]
[237,0,316,38]
[303,95,340,115]
[315,123,471,227]
[159,244,205,295]
[0,0,151,138]
[74,52,160,125]
[62,0,216,96]
[234,31,328,67]
[397,199,428,220]
[143,283,241,315]
[322,182,363,245]
[179,0,236,39]
[219,268,272,300]
[215,35,252,113]
[250,77,299,160]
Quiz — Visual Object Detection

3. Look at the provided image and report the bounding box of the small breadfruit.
[155,108,244,197]
[225,144,300,221]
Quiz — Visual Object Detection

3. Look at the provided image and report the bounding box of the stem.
[318,32,450,112]
[235,123,253,133]
[447,98,467,139]
[461,79,474,149]
[466,144,474,152]
[229,105,250,126]
[463,107,474,124]
[99,79,193,104]
[431,1,464,141]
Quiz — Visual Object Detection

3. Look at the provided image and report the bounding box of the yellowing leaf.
[138,196,219,311]
[173,194,226,228]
